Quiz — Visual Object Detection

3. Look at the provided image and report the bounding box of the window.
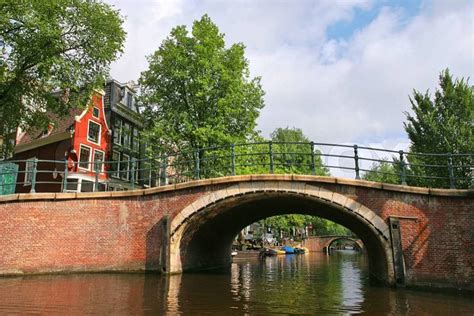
[96,182,107,192]
[120,154,130,180]
[92,107,100,118]
[126,92,133,108]
[93,150,105,172]
[110,151,120,178]
[24,157,36,185]
[123,123,131,149]
[113,119,122,145]
[81,180,94,192]
[65,178,78,191]
[78,145,92,170]
[87,120,101,144]
[132,128,139,152]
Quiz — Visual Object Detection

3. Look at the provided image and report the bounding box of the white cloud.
[108,0,474,152]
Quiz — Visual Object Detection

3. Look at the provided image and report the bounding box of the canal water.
[0,251,472,315]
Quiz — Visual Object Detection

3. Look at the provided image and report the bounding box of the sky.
[107,0,474,154]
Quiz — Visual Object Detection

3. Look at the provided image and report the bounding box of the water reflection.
[0,252,472,315]
[339,251,364,313]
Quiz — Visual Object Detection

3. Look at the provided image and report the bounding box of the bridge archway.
[168,181,394,285]
[324,237,364,252]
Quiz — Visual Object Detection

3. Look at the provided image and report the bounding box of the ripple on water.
[0,252,472,315]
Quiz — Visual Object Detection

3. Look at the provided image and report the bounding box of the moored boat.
[260,248,286,257]
[281,246,295,254]
[294,247,309,254]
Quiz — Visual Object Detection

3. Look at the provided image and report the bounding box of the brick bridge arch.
[0,174,472,291]
[324,237,364,251]
[303,236,364,252]
[168,181,394,284]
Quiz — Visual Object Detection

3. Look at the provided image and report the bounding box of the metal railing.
[0,141,472,194]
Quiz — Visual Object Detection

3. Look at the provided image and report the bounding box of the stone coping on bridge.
[0,175,472,203]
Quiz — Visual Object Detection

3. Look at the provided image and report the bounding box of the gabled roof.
[14,108,85,155]
[15,107,84,147]
[14,90,107,154]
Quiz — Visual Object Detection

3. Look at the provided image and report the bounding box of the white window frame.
[121,153,130,180]
[24,157,36,186]
[87,119,101,145]
[63,178,79,192]
[78,144,92,171]
[93,149,105,172]
[113,119,122,146]
[92,107,100,119]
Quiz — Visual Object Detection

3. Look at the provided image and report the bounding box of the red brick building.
[13,90,111,193]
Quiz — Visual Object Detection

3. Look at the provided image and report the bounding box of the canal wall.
[0,175,472,292]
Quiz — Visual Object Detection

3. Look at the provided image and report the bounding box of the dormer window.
[126,92,133,108]
[41,123,54,138]
[87,120,101,144]
[92,107,100,118]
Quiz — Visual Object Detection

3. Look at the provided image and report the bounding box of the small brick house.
[13,90,111,193]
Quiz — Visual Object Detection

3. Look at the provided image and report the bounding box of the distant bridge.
[303,235,364,252]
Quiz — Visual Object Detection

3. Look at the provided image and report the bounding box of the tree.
[140,15,265,174]
[362,161,400,184]
[242,128,335,241]
[0,0,125,156]
[264,214,349,240]
[270,127,328,175]
[404,69,473,188]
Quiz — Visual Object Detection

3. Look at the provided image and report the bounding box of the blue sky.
[327,0,422,40]
[108,0,473,156]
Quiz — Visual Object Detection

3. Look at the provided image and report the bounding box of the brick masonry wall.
[0,176,472,291]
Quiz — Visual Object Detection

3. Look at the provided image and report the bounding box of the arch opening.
[325,237,364,252]
[169,186,394,285]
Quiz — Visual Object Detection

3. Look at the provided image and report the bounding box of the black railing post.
[30,158,38,193]
[310,142,316,175]
[231,144,236,176]
[160,156,167,186]
[448,154,455,189]
[94,161,99,192]
[62,158,68,192]
[195,149,200,180]
[269,141,274,174]
[399,151,407,186]
[131,158,136,189]
[149,157,154,187]
[353,145,360,180]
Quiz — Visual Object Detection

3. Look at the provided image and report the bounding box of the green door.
[0,162,18,195]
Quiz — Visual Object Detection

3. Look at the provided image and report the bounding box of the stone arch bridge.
[0,175,472,292]
[303,235,364,252]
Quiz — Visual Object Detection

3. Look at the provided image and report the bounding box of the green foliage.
[0,0,126,155]
[264,214,349,237]
[270,127,329,175]
[404,69,473,188]
[362,160,400,184]
[140,15,265,164]
[251,128,333,237]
